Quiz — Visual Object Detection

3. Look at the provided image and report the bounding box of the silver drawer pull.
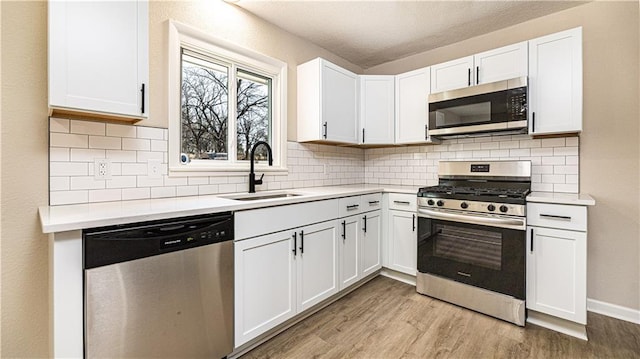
[368,201,380,205]
[346,204,359,210]
[540,214,572,221]
[393,200,410,205]
[457,271,471,277]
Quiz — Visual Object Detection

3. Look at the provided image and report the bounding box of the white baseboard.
[587,298,640,324]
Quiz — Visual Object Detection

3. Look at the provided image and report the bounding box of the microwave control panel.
[507,87,527,121]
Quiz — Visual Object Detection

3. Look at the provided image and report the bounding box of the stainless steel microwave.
[428,77,527,137]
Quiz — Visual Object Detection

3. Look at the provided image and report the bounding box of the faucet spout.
[249,141,273,193]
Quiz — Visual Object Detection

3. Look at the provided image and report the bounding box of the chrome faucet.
[249,141,273,193]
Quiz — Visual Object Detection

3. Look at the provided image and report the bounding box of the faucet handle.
[255,173,264,185]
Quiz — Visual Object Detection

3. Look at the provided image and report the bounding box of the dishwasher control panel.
[83,212,234,269]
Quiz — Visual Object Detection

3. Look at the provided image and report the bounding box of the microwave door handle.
[418,208,526,230]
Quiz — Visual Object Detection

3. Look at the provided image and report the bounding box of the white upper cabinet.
[430,42,527,93]
[474,42,528,85]
[395,67,433,144]
[297,58,359,144]
[360,76,395,144]
[430,56,474,93]
[528,27,583,135]
[49,0,149,121]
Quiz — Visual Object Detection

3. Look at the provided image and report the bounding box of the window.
[168,21,287,175]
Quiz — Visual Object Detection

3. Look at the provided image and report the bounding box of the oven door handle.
[418,208,526,230]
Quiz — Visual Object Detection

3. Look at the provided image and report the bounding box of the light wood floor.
[241,276,640,358]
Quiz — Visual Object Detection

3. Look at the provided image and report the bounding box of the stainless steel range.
[416,160,531,326]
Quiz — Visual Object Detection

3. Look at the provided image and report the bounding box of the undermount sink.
[220,191,305,201]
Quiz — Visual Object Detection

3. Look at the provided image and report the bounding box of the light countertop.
[527,191,595,206]
[39,184,419,233]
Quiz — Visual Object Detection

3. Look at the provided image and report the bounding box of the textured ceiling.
[236,1,588,69]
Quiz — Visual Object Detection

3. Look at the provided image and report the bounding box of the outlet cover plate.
[147,159,162,179]
[94,158,111,179]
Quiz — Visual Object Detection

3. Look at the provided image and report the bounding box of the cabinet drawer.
[361,193,382,212]
[388,193,417,211]
[527,203,587,232]
[339,196,363,217]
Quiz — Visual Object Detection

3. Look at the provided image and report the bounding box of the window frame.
[168,20,287,176]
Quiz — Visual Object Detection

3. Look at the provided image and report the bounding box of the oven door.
[417,209,525,299]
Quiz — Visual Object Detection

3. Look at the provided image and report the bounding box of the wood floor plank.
[241,276,640,358]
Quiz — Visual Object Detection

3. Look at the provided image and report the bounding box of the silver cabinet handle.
[539,214,572,221]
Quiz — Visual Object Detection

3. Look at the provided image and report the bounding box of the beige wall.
[366,1,640,311]
[1,1,50,357]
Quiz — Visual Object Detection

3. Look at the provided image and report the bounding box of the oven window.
[433,224,502,270]
[434,102,491,127]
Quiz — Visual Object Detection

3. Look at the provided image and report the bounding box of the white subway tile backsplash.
[50,118,70,133]
[70,120,105,136]
[51,133,88,148]
[554,183,579,193]
[89,189,122,202]
[50,148,70,162]
[70,149,105,162]
[70,177,106,190]
[50,190,88,205]
[49,121,578,205]
[106,123,137,138]
[89,136,121,150]
[136,126,165,140]
[50,162,88,176]
[122,188,150,201]
[122,138,151,151]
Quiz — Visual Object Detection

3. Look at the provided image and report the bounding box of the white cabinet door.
[361,210,382,277]
[49,0,148,119]
[235,230,296,347]
[388,210,417,275]
[526,226,587,324]
[296,220,339,312]
[474,42,527,85]
[528,27,583,135]
[395,67,431,144]
[430,56,474,93]
[297,58,358,144]
[339,215,361,290]
[360,76,394,144]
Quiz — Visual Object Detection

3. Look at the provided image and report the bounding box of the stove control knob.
[437,200,444,207]
[499,205,509,213]
[460,202,468,209]
[487,204,496,212]
[427,199,435,206]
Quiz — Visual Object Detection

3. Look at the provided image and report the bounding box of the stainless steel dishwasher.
[83,212,234,359]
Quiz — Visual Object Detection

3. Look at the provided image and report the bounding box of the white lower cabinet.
[296,221,340,312]
[526,200,590,339]
[235,230,296,347]
[235,219,339,347]
[387,210,417,275]
[339,209,382,290]
[526,226,587,323]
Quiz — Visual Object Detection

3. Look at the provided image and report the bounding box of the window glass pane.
[236,69,271,161]
[181,50,229,161]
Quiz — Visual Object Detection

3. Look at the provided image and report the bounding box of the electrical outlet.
[94,159,111,179]
[147,159,162,179]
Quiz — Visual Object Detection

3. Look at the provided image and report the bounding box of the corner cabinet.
[297,58,359,144]
[395,67,435,144]
[430,42,527,93]
[360,76,395,144]
[48,0,149,122]
[526,200,591,339]
[528,27,583,135]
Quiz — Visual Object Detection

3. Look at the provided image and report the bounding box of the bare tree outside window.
[180,50,272,163]
[181,53,229,160]
[237,70,271,161]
